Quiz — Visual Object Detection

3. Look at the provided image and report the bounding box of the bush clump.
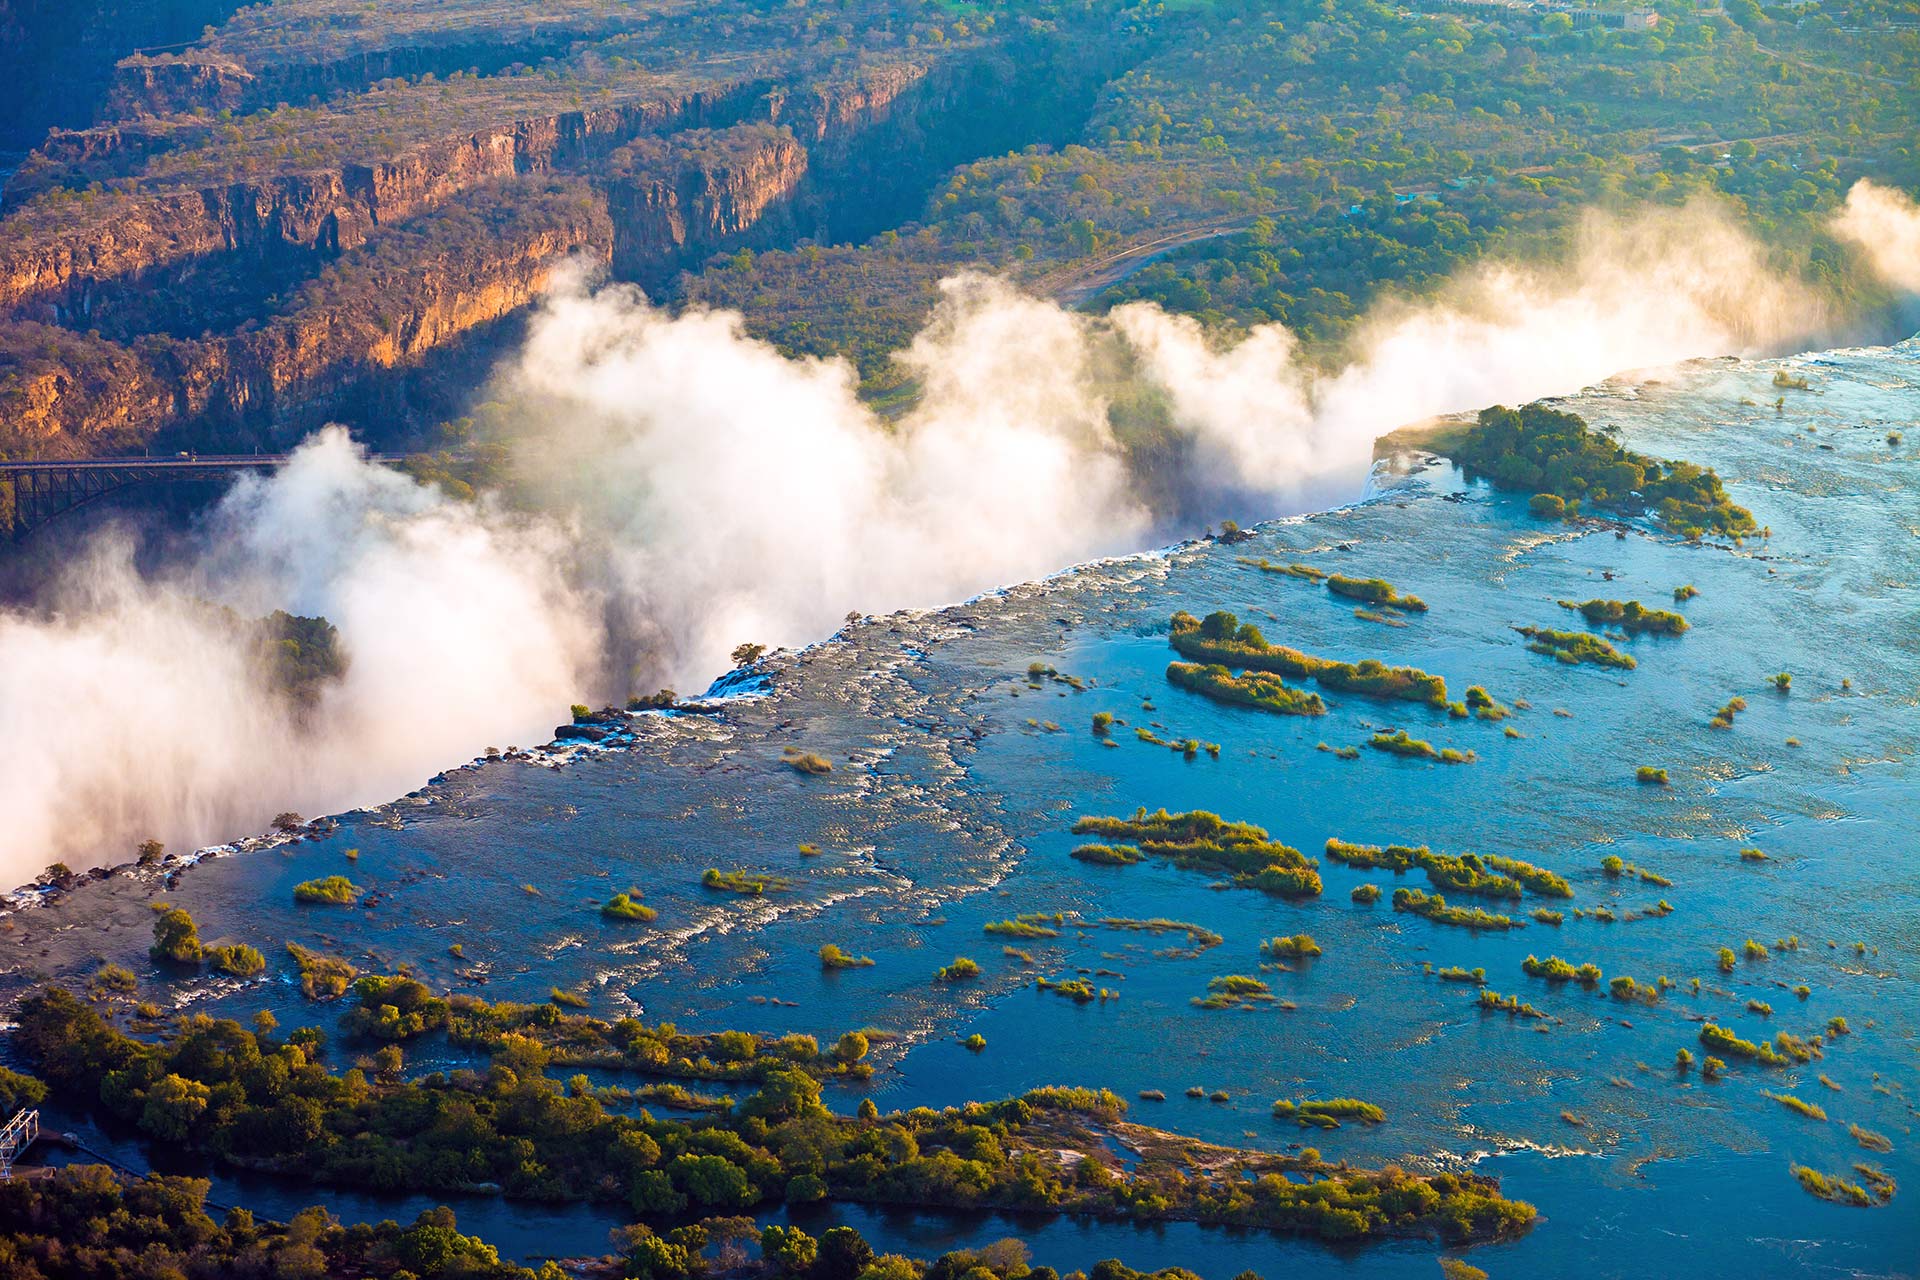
[1272,1098,1386,1127]
[1392,887,1515,930]
[1452,403,1756,537]
[933,957,980,983]
[1071,843,1144,865]
[1168,611,1449,705]
[209,944,266,978]
[292,875,361,906]
[702,869,786,895]
[1559,599,1689,635]
[1074,808,1322,897]
[1326,574,1427,612]
[819,944,875,970]
[1515,626,1637,669]
[1262,934,1322,958]
[781,747,834,775]
[1165,661,1327,717]
[601,891,657,922]
[149,908,204,966]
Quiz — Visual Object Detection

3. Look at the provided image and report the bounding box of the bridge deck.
[0,454,405,473]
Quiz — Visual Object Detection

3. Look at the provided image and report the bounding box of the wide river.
[6,340,1917,1278]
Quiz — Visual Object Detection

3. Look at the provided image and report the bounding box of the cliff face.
[0,0,244,148]
[0,11,1123,463]
[605,126,810,280]
[107,35,595,120]
[0,180,610,453]
[0,80,764,322]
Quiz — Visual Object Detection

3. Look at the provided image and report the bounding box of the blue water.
[8,342,1918,1277]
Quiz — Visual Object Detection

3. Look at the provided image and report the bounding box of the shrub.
[292,875,361,905]
[149,908,203,965]
[1558,599,1689,635]
[1351,883,1381,904]
[703,869,786,895]
[1326,574,1427,611]
[602,892,657,921]
[1636,766,1669,785]
[286,943,356,1000]
[1071,843,1143,865]
[820,944,875,970]
[1392,887,1514,930]
[1516,627,1636,669]
[782,748,834,775]
[1166,661,1327,717]
[1272,1097,1385,1127]
[1262,933,1321,958]
[933,957,980,982]
[209,944,266,978]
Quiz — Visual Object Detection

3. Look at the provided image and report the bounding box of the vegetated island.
[1325,839,1570,900]
[1073,808,1322,897]
[14,987,1537,1246]
[1514,626,1637,669]
[1165,661,1327,717]
[1326,575,1428,613]
[1558,599,1690,635]
[1169,611,1449,705]
[1443,403,1758,539]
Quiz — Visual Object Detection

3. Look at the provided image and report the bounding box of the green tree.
[151,908,204,965]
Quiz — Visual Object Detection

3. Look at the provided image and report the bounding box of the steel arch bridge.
[0,453,406,543]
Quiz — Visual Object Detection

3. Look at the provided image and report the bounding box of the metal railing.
[0,1108,39,1180]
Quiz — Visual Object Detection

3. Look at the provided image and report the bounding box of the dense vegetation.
[1073,808,1322,897]
[1169,611,1449,706]
[1559,599,1689,636]
[13,988,1535,1245]
[1164,661,1326,717]
[1451,405,1757,537]
[1515,626,1638,670]
[1324,840,1566,901]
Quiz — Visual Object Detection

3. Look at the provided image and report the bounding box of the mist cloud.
[0,188,1903,885]
[1832,179,1920,294]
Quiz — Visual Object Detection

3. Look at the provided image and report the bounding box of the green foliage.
[602,891,657,921]
[820,944,876,970]
[1074,808,1322,897]
[1454,404,1756,538]
[292,875,361,905]
[1272,1098,1386,1128]
[344,974,452,1041]
[702,868,787,895]
[1559,599,1690,635]
[0,1165,544,1280]
[1392,888,1515,931]
[934,957,982,982]
[1165,661,1327,717]
[209,943,266,978]
[1170,611,1450,706]
[1325,840,1547,899]
[1326,575,1426,612]
[150,908,204,966]
[1072,843,1145,865]
[1516,626,1637,669]
[286,942,357,1000]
